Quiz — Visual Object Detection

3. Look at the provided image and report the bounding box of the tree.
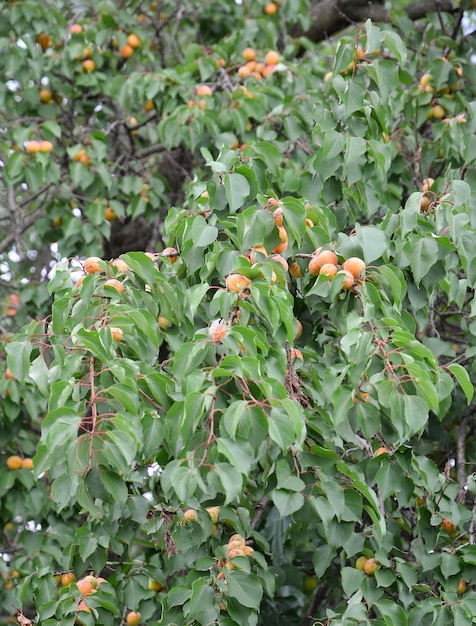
[1,1,476,624]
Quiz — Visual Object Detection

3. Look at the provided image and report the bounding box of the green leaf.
[406,237,439,286]
[6,341,32,382]
[226,570,263,609]
[271,489,305,517]
[447,363,473,404]
[224,173,250,212]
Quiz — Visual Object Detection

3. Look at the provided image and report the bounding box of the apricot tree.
[1,1,476,625]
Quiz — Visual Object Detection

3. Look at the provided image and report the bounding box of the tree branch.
[290,0,456,44]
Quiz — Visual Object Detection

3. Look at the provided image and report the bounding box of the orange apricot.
[70,24,83,34]
[210,324,227,343]
[249,245,268,264]
[226,273,251,293]
[82,59,95,72]
[272,226,288,254]
[271,254,289,271]
[76,579,94,596]
[342,257,366,279]
[162,247,178,263]
[120,44,134,59]
[265,2,278,14]
[319,263,337,279]
[39,140,53,153]
[61,572,76,586]
[103,278,124,293]
[6,456,23,470]
[21,458,34,470]
[127,33,141,48]
[196,84,213,97]
[25,140,41,154]
[336,269,355,290]
[104,207,116,222]
[110,327,123,341]
[126,611,141,626]
[264,50,280,66]
[83,257,103,274]
[289,262,302,278]
[242,47,257,62]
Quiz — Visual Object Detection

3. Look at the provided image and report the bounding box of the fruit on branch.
[110,327,123,341]
[127,33,141,48]
[342,257,366,279]
[6,456,23,470]
[183,509,198,523]
[363,557,379,576]
[226,273,251,293]
[21,458,34,470]
[336,269,355,290]
[162,247,179,263]
[319,263,338,279]
[61,572,76,586]
[441,518,455,535]
[104,279,124,293]
[355,556,368,570]
[272,226,288,254]
[126,611,142,626]
[83,257,103,274]
[206,506,220,523]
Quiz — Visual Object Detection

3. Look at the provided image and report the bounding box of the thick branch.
[290,0,455,44]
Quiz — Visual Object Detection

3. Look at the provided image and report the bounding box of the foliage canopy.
[1,1,476,625]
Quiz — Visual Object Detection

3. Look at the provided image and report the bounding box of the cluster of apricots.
[118,33,141,60]
[222,533,254,569]
[6,455,33,470]
[25,140,53,154]
[183,505,221,535]
[1,569,20,590]
[355,555,379,576]
[236,47,281,80]
[308,248,366,291]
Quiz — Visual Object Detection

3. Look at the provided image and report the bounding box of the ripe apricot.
[39,140,53,153]
[262,64,276,78]
[5,368,14,380]
[5,293,19,316]
[228,548,245,558]
[104,207,116,222]
[290,348,303,361]
[111,258,130,272]
[441,518,455,534]
[77,600,91,613]
[457,578,467,594]
[6,456,22,470]
[144,99,155,111]
[21,458,34,470]
[210,324,227,343]
[373,446,389,457]
[126,612,141,626]
[242,47,257,62]
[25,140,41,154]
[228,533,246,547]
[270,254,288,272]
[83,257,103,274]
[36,33,52,50]
[238,65,251,79]
[158,316,171,330]
[76,579,94,596]
[226,273,251,293]
[162,247,178,263]
[319,263,337,279]
[336,269,355,290]
[422,177,434,192]
[40,89,53,103]
[363,557,379,576]
[272,226,288,254]
[82,59,95,72]
[120,44,134,58]
[243,545,254,556]
[183,509,198,522]
[83,575,98,589]
[127,33,141,48]
[74,149,90,167]
[206,506,220,523]
[342,257,366,279]
[317,250,338,267]
[249,245,268,263]
[273,206,283,226]
[265,50,280,66]
[70,24,83,34]
[265,2,278,14]
[104,278,124,293]
[289,262,302,278]
[110,327,123,341]
[61,572,76,586]
[196,84,213,97]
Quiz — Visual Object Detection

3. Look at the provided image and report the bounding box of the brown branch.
[456,415,469,501]
[0,208,44,254]
[290,0,456,44]
[250,496,270,529]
